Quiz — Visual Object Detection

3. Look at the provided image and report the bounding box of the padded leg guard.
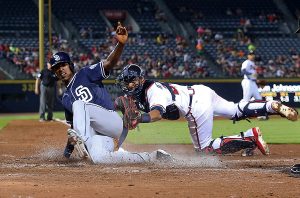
[233,100,268,122]
[218,137,256,154]
[201,132,256,155]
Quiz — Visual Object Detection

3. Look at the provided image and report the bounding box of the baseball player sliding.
[115,64,298,155]
[50,23,171,164]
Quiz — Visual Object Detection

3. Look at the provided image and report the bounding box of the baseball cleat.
[63,142,75,158]
[271,101,298,121]
[252,127,270,155]
[156,149,173,162]
[67,129,90,159]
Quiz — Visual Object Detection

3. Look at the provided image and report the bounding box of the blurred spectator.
[267,13,278,23]
[214,32,223,43]
[247,43,256,52]
[236,28,244,41]
[88,27,93,39]
[197,26,205,37]
[236,8,243,16]
[80,27,88,38]
[226,8,233,16]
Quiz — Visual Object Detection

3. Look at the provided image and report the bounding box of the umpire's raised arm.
[103,22,128,72]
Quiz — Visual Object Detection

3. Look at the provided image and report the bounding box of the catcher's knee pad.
[208,132,256,155]
[233,100,268,121]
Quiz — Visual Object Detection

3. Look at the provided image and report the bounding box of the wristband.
[140,113,151,123]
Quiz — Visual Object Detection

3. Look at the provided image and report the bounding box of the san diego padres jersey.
[62,61,114,113]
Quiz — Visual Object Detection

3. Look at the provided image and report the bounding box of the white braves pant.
[72,100,152,164]
[185,85,275,150]
[241,79,262,102]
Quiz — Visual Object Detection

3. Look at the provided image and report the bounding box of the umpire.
[35,62,57,121]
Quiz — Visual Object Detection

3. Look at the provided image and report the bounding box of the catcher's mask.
[50,51,74,73]
[116,64,145,96]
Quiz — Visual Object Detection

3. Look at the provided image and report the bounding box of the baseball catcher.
[115,64,298,156]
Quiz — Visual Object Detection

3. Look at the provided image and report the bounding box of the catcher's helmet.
[50,51,74,72]
[116,64,145,96]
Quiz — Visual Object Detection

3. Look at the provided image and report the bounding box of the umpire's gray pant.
[39,84,55,120]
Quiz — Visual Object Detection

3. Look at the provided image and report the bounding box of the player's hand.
[115,22,128,45]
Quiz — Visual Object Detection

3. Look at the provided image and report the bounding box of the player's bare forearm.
[103,42,125,71]
[103,22,128,71]
[34,78,40,95]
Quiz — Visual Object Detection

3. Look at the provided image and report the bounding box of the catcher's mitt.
[114,96,141,130]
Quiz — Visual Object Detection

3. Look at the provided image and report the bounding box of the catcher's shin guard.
[233,100,268,122]
[216,134,256,155]
[199,134,256,155]
[202,127,269,155]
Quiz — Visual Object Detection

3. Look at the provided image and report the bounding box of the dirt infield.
[0,120,300,198]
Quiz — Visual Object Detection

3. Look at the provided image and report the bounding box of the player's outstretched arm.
[103,22,128,72]
[147,109,163,122]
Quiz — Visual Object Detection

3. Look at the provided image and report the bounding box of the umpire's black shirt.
[38,68,57,87]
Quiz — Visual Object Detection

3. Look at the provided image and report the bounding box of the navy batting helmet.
[116,64,145,96]
[50,52,74,72]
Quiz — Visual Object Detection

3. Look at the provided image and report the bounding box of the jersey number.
[75,85,93,102]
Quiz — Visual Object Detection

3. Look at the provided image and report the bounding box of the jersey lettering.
[53,54,61,61]
[75,85,93,102]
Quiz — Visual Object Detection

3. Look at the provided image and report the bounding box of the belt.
[185,86,195,116]
[245,78,256,82]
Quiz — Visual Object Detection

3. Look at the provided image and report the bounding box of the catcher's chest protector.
[136,80,180,120]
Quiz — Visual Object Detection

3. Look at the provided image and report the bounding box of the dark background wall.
[0,79,299,113]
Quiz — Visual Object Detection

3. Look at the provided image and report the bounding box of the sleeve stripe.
[99,61,109,79]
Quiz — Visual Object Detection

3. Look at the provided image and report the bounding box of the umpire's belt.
[185,86,195,116]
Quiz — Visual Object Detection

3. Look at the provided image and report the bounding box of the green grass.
[0,112,65,130]
[1,112,299,144]
[127,117,300,144]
